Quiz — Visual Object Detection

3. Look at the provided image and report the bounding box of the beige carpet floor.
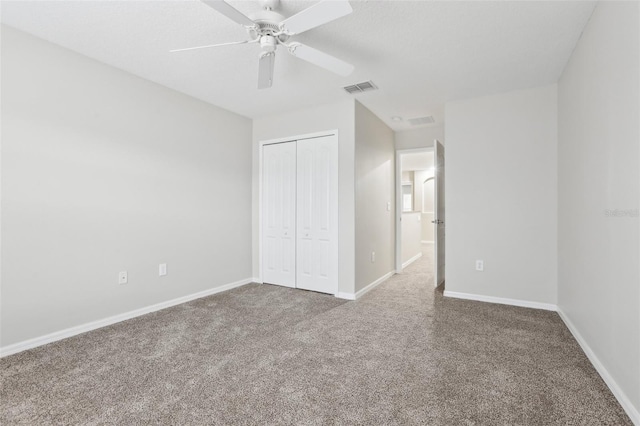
[0,248,632,425]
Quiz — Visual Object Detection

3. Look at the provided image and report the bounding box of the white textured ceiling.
[1,0,596,131]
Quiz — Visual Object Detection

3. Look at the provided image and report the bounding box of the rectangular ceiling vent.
[343,81,378,94]
[408,116,435,126]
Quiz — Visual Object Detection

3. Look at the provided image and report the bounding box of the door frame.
[258,129,339,294]
[433,139,445,288]
[395,146,435,273]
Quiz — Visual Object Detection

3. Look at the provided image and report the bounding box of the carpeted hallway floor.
[0,248,632,425]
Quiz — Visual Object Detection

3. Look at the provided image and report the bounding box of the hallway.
[1,250,631,424]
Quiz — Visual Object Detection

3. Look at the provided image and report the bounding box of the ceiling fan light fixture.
[260,35,277,52]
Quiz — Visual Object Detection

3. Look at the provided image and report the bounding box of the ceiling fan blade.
[288,42,353,76]
[201,0,255,27]
[279,0,352,35]
[258,52,275,89]
[170,39,252,53]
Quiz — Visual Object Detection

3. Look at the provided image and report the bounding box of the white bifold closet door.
[296,136,339,294]
[262,141,297,288]
[261,134,338,295]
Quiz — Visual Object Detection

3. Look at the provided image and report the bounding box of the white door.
[434,140,445,287]
[296,135,339,294]
[262,142,297,287]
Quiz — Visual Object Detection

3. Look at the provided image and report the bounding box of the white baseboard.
[421,240,434,245]
[0,277,253,358]
[402,252,422,269]
[442,290,557,311]
[356,270,395,299]
[335,292,356,300]
[336,270,395,301]
[251,277,263,284]
[557,308,640,425]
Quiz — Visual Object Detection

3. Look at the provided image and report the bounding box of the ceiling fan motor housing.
[247,9,289,43]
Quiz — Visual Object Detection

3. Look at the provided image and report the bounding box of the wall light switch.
[387,202,391,211]
[159,263,167,277]
[119,271,128,284]
[371,251,376,263]
[475,260,484,272]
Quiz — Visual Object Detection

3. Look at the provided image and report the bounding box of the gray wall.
[558,1,639,418]
[1,27,253,347]
[252,100,356,294]
[354,101,395,291]
[445,84,558,305]
[414,170,435,243]
[395,126,444,150]
[414,168,434,215]
[401,212,422,265]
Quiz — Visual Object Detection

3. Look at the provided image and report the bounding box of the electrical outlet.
[118,271,128,284]
[386,201,391,211]
[371,251,376,263]
[159,263,167,277]
[475,260,484,272]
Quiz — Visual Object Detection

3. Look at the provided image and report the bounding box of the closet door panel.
[262,142,296,287]
[296,135,338,294]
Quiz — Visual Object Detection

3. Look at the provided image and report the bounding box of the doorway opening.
[395,141,445,288]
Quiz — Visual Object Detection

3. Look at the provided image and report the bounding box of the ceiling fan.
[171,0,355,89]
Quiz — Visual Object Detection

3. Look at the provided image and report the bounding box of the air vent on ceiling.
[408,116,435,126]
[343,81,378,94]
